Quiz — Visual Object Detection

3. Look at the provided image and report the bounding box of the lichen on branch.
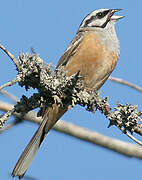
[0,48,142,145]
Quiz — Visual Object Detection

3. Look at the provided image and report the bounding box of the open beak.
[109,9,124,21]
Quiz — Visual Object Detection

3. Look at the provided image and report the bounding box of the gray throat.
[95,23,120,56]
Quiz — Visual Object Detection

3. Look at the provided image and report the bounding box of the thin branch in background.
[1,101,142,159]
[55,120,142,159]
[0,118,22,133]
[0,122,16,133]
[0,76,20,91]
[0,44,19,69]
[109,76,142,93]
[0,89,19,103]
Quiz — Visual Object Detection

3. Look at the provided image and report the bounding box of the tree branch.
[0,76,20,91]
[0,49,142,146]
[109,76,142,93]
[0,89,18,103]
[0,101,142,159]
[0,118,21,133]
[118,126,142,146]
[0,44,19,68]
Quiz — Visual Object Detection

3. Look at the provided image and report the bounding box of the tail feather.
[12,115,47,178]
[12,104,67,179]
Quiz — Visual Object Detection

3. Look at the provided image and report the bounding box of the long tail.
[12,104,67,179]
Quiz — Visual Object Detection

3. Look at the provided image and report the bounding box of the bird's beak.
[109,9,124,21]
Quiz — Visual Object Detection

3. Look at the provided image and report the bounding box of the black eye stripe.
[79,10,110,28]
[96,10,110,19]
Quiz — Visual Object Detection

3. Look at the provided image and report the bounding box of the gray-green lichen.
[1,53,142,136]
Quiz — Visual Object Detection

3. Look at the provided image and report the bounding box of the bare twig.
[109,76,142,93]
[0,122,16,133]
[0,89,18,103]
[125,132,142,146]
[1,101,142,159]
[0,76,20,91]
[118,126,142,146]
[0,108,15,128]
[0,118,21,133]
[0,44,19,68]
[134,126,142,136]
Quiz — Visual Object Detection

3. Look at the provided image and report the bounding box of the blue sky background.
[0,0,142,180]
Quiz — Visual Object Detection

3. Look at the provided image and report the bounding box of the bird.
[12,8,124,178]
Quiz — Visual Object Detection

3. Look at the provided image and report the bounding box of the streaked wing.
[57,31,85,68]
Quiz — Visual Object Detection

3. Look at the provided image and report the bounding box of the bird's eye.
[96,10,109,19]
[97,12,103,18]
